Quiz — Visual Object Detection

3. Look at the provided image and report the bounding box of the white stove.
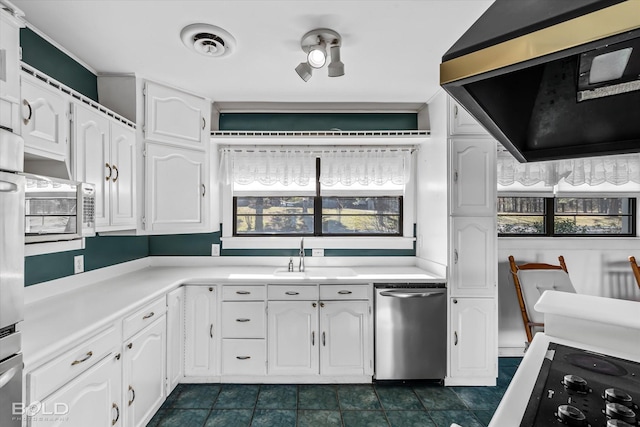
[490,291,640,427]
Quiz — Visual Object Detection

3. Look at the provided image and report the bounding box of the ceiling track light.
[296,28,344,82]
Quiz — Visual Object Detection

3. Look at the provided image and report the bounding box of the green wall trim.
[219,113,418,131]
[25,235,149,286]
[20,28,98,101]
[148,232,221,256]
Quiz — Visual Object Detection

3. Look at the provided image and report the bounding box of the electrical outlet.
[312,248,324,257]
[211,244,220,256]
[74,255,84,274]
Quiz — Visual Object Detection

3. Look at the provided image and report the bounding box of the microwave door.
[0,172,24,331]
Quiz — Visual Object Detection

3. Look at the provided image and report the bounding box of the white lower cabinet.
[221,339,266,376]
[166,287,184,394]
[31,353,122,427]
[449,297,496,381]
[184,286,217,377]
[122,316,166,427]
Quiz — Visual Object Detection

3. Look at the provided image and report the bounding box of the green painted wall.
[20,27,98,101]
[25,235,149,286]
[220,113,418,131]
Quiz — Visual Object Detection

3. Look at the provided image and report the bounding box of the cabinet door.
[267,301,318,375]
[123,316,166,427]
[449,100,487,136]
[450,217,496,297]
[144,81,209,148]
[319,301,370,376]
[166,287,184,393]
[184,286,217,377]
[73,103,111,228]
[109,121,136,228]
[0,13,21,133]
[450,139,496,216]
[21,74,69,161]
[145,143,209,233]
[32,353,122,427]
[450,298,496,379]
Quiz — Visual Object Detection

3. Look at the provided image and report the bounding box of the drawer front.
[123,297,167,340]
[27,325,120,401]
[320,285,369,300]
[221,339,266,375]
[268,285,318,300]
[221,302,265,338]
[222,285,266,301]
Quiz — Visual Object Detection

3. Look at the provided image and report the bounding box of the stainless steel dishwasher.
[374,283,446,380]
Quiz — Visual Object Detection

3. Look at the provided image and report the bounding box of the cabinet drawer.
[268,285,318,300]
[27,325,119,401]
[221,339,266,375]
[221,302,265,338]
[222,285,266,301]
[123,297,167,340]
[320,285,369,300]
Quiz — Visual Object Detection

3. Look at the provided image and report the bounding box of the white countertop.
[21,257,444,369]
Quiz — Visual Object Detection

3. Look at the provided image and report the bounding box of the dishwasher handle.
[379,289,445,298]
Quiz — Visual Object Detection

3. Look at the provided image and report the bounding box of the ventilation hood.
[441,0,640,162]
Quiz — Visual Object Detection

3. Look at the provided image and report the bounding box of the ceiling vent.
[181,23,236,58]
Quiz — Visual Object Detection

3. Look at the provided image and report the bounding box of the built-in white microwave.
[22,174,96,243]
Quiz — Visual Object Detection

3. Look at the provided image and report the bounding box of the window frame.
[498,196,637,237]
[231,157,404,237]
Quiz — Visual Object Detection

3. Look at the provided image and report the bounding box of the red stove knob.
[562,375,589,394]
[606,402,637,425]
[557,404,588,426]
[604,388,634,407]
[607,419,635,427]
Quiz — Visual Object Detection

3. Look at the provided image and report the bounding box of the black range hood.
[441,0,640,162]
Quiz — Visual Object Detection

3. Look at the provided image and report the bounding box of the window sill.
[220,236,415,250]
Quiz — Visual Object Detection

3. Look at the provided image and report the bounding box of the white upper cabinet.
[449,297,496,380]
[73,103,136,231]
[0,10,23,133]
[449,99,488,136]
[450,139,496,216]
[145,142,209,233]
[144,81,210,149]
[21,73,69,162]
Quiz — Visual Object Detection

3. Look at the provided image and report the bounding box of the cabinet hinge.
[18,46,22,61]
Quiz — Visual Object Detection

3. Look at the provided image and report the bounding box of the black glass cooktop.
[521,343,640,427]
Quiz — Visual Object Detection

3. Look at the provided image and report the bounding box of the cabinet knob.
[209,287,213,292]
[127,343,133,349]
[114,353,121,361]
[312,302,317,308]
[453,299,458,304]
[320,302,325,308]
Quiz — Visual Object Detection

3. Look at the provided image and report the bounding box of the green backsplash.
[25,235,149,286]
[220,113,417,131]
[20,27,98,101]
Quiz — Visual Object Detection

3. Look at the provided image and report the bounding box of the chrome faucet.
[299,237,305,272]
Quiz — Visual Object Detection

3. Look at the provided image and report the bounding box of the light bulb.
[307,46,326,68]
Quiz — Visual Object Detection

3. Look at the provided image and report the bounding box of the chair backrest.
[629,256,640,290]
[508,255,575,343]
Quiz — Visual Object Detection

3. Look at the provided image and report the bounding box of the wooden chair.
[628,256,640,290]
[508,255,576,343]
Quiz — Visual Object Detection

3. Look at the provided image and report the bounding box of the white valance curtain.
[220,147,412,187]
[497,150,640,188]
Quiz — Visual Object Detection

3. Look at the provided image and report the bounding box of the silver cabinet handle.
[202,117,206,130]
[22,99,32,125]
[210,324,213,338]
[236,290,250,295]
[112,164,119,182]
[236,318,250,322]
[0,366,18,389]
[454,104,458,118]
[379,290,445,298]
[236,356,251,360]
[453,171,458,182]
[454,331,458,346]
[202,184,206,197]
[106,163,112,181]
[142,312,154,320]
[338,290,352,295]
[322,332,326,346]
[112,403,119,425]
[128,385,135,406]
[454,249,458,264]
[71,351,93,366]
[311,331,315,346]
[285,291,299,295]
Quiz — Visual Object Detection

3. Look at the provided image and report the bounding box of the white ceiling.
[11,0,493,108]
